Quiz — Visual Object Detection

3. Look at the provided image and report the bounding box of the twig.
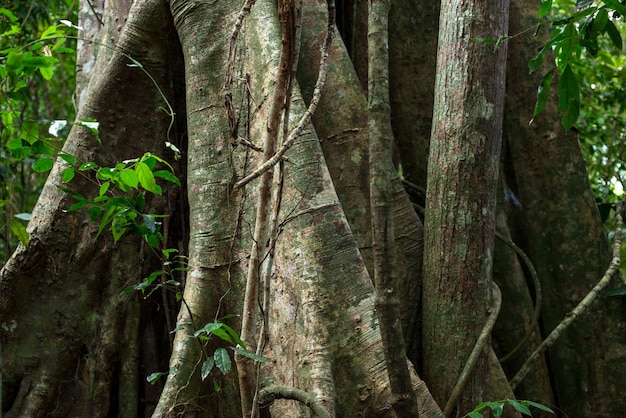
[444,282,502,417]
[509,202,623,390]
[233,0,335,190]
[494,231,542,363]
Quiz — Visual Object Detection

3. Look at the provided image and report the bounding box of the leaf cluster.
[61,152,180,245]
[465,399,554,418]
[0,3,78,262]
[531,0,625,130]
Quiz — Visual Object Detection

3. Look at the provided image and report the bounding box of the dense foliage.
[0,0,77,263]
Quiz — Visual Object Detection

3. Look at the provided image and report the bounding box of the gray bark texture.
[1,0,625,417]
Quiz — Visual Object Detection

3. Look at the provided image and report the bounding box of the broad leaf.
[539,0,552,18]
[604,20,622,50]
[136,162,158,194]
[509,399,532,415]
[533,70,555,118]
[523,400,555,413]
[230,346,269,363]
[214,348,231,374]
[557,65,580,129]
[33,157,54,172]
[10,219,28,246]
[201,357,214,380]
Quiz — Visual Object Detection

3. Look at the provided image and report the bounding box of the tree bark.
[503,0,626,415]
[422,0,509,414]
[1,0,182,416]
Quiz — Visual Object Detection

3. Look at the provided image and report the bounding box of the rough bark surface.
[422,0,509,414]
[1,0,624,416]
[503,1,626,415]
[1,0,181,415]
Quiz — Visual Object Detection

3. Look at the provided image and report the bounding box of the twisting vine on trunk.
[509,202,624,390]
[235,0,298,415]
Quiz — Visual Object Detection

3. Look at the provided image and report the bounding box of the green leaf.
[230,346,269,363]
[88,206,103,222]
[606,288,626,297]
[58,153,75,165]
[31,140,53,155]
[61,167,75,182]
[210,327,237,344]
[39,64,53,80]
[509,400,532,415]
[141,154,157,169]
[20,121,39,144]
[557,64,580,129]
[120,169,139,189]
[0,7,19,22]
[97,206,122,238]
[221,323,246,349]
[134,193,145,213]
[602,0,626,17]
[489,401,504,418]
[201,357,215,380]
[33,157,54,172]
[136,162,157,194]
[538,0,552,18]
[97,167,116,180]
[214,348,231,374]
[67,200,89,212]
[533,70,555,118]
[99,182,110,196]
[212,378,221,392]
[194,322,224,338]
[591,8,609,34]
[147,372,163,384]
[40,24,62,40]
[10,219,29,246]
[153,170,181,186]
[466,413,483,418]
[135,270,163,293]
[6,138,23,150]
[79,161,98,171]
[162,248,178,259]
[146,233,160,248]
[604,20,622,50]
[522,400,554,413]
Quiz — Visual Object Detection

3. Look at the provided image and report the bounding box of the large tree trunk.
[421,0,509,414]
[502,1,626,415]
[1,1,183,416]
[2,0,625,416]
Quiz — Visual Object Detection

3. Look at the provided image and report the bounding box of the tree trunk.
[1,0,183,416]
[421,0,509,415]
[503,0,626,415]
[2,0,625,416]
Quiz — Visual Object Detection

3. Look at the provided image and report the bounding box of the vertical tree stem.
[368,0,418,415]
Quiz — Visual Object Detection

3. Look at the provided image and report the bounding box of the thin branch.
[236,0,295,415]
[233,0,335,190]
[509,203,623,390]
[494,231,542,363]
[444,282,502,417]
[224,0,258,142]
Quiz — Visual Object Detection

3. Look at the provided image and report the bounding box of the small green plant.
[194,318,268,382]
[60,151,180,245]
[465,399,554,418]
[145,317,269,389]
